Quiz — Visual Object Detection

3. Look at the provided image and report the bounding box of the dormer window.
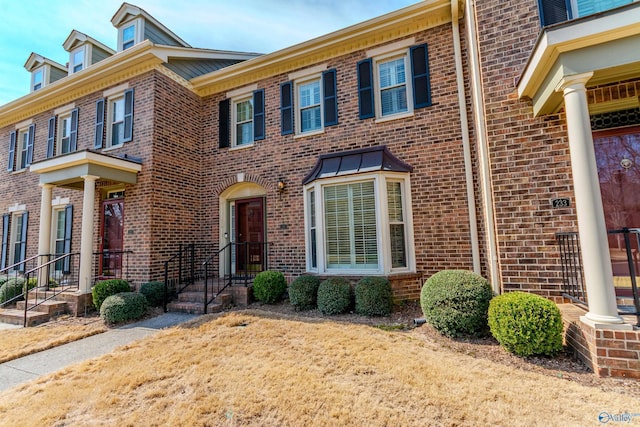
[122,24,136,50]
[71,49,84,73]
[32,69,43,91]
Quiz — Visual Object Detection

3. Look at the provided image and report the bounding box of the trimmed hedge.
[253,271,287,304]
[317,277,352,315]
[92,279,131,311]
[140,281,165,307]
[288,275,321,310]
[488,292,563,357]
[420,270,493,337]
[355,277,393,317]
[0,278,26,304]
[100,292,148,325]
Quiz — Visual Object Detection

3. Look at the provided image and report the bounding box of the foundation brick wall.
[561,305,640,378]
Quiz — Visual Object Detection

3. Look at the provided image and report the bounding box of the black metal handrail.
[556,229,640,326]
[0,254,44,309]
[23,253,80,327]
[93,250,133,283]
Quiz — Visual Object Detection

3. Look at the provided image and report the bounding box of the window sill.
[11,168,27,175]
[294,129,324,139]
[374,111,414,124]
[229,143,255,151]
[102,144,124,153]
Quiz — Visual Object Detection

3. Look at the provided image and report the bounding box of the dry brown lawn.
[0,315,106,363]
[0,311,638,426]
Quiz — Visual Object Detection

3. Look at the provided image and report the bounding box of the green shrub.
[27,277,38,288]
[355,277,393,317]
[288,275,321,310]
[253,271,287,304]
[420,270,493,337]
[0,275,9,287]
[92,279,131,311]
[140,281,165,307]
[0,278,26,303]
[488,292,563,357]
[317,277,352,315]
[100,292,148,325]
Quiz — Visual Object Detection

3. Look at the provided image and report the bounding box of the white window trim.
[69,46,90,74]
[230,94,254,149]
[31,66,47,92]
[294,74,324,136]
[50,207,65,256]
[8,211,25,271]
[15,127,29,171]
[105,92,125,149]
[117,18,144,52]
[57,111,72,155]
[373,49,414,122]
[304,171,415,275]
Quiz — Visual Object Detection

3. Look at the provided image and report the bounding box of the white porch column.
[78,175,99,294]
[37,184,54,287]
[556,73,627,328]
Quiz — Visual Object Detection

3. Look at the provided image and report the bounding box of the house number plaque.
[551,198,570,209]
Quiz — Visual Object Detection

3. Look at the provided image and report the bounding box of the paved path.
[0,312,199,392]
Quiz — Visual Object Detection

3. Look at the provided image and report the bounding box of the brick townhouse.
[1,1,639,377]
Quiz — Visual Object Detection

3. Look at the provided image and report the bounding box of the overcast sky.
[0,0,419,105]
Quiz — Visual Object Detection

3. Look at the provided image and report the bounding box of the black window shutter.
[410,44,432,109]
[219,99,230,148]
[47,116,56,158]
[323,69,338,126]
[63,205,73,273]
[538,0,570,26]
[280,81,293,135]
[1,214,9,270]
[253,89,265,141]
[70,108,79,152]
[18,211,28,272]
[123,88,134,143]
[26,124,35,166]
[7,131,16,171]
[94,99,105,149]
[357,59,374,119]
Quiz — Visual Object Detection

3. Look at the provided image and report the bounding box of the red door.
[99,199,124,278]
[594,126,640,296]
[235,198,264,273]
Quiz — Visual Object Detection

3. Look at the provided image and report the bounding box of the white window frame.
[373,50,414,121]
[304,171,415,275]
[57,112,72,155]
[70,47,86,74]
[106,93,126,149]
[295,74,323,136]
[8,211,25,271]
[231,95,254,149]
[31,68,44,91]
[118,19,143,51]
[16,128,29,171]
[51,207,66,257]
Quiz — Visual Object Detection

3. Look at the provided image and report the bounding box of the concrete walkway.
[0,312,199,392]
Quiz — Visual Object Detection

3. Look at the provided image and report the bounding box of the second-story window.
[378,56,409,117]
[234,97,253,147]
[95,88,134,149]
[7,124,34,172]
[298,78,322,133]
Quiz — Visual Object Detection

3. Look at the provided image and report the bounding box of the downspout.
[451,0,481,275]
[460,0,501,294]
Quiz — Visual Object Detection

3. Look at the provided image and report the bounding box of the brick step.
[180,282,229,293]
[166,301,225,315]
[0,308,50,327]
[15,300,68,315]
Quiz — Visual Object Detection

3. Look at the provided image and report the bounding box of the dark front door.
[100,199,124,278]
[235,197,264,273]
[594,126,640,296]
